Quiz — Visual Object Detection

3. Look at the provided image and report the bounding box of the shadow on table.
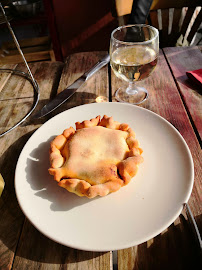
[14,217,109,265]
[23,91,100,127]
[12,213,202,266]
[0,130,38,250]
[176,75,202,94]
[0,125,107,267]
[15,133,110,265]
[1,129,201,266]
[128,214,202,270]
[1,91,201,267]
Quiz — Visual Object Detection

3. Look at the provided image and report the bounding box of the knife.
[34,54,110,118]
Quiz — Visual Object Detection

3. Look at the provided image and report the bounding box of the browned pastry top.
[48,115,143,198]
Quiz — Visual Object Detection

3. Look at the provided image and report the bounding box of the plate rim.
[15,102,194,251]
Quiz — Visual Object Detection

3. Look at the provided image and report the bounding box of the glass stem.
[126,81,138,95]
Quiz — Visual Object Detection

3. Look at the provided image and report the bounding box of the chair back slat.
[187,8,202,43]
[161,9,169,31]
[150,0,201,10]
[181,7,196,36]
[159,9,170,47]
[172,8,183,34]
[164,8,183,47]
[112,0,202,47]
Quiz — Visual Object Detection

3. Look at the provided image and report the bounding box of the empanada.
[49,115,143,198]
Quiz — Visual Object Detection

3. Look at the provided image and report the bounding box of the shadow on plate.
[25,135,98,211]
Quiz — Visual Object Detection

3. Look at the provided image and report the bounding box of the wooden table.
[0,46,201,270]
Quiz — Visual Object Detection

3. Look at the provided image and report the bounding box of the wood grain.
[0,61,64,135]
[111,49,202,269]
[0,48,201,270]
[13,220,111,270]
[163,46,202,142]
[50,51,110,117]
[0,64,18,97]
[0,61,63,100]
[117,218,200,270]
[0,61,63,270]
[10,51,111,270]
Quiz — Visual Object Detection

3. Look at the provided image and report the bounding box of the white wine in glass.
[110,24,159,104]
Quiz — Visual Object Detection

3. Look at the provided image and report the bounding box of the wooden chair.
[112,0,202,47]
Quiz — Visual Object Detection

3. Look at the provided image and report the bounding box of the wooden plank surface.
[111,49,202,269]
[0,61,64,270]
[13,218,111,270]
[0,48,201,270]
[0,62,63,100]
[49,51,110,117]
[162,46,202,221]
[10,51,111,270]
[0,61,64,134]
[163,46,202,142]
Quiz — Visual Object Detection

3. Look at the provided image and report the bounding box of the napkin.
[186,69,202,87]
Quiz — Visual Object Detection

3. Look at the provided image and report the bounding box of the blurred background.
[0,0,201,63]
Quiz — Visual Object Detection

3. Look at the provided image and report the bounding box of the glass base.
[115,85,149,104]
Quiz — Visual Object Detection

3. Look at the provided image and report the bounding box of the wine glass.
[110,24,159,104]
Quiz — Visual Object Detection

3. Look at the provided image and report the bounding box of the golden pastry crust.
[49,115,143,198]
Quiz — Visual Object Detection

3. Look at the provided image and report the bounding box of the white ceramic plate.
[15,102,194,251]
